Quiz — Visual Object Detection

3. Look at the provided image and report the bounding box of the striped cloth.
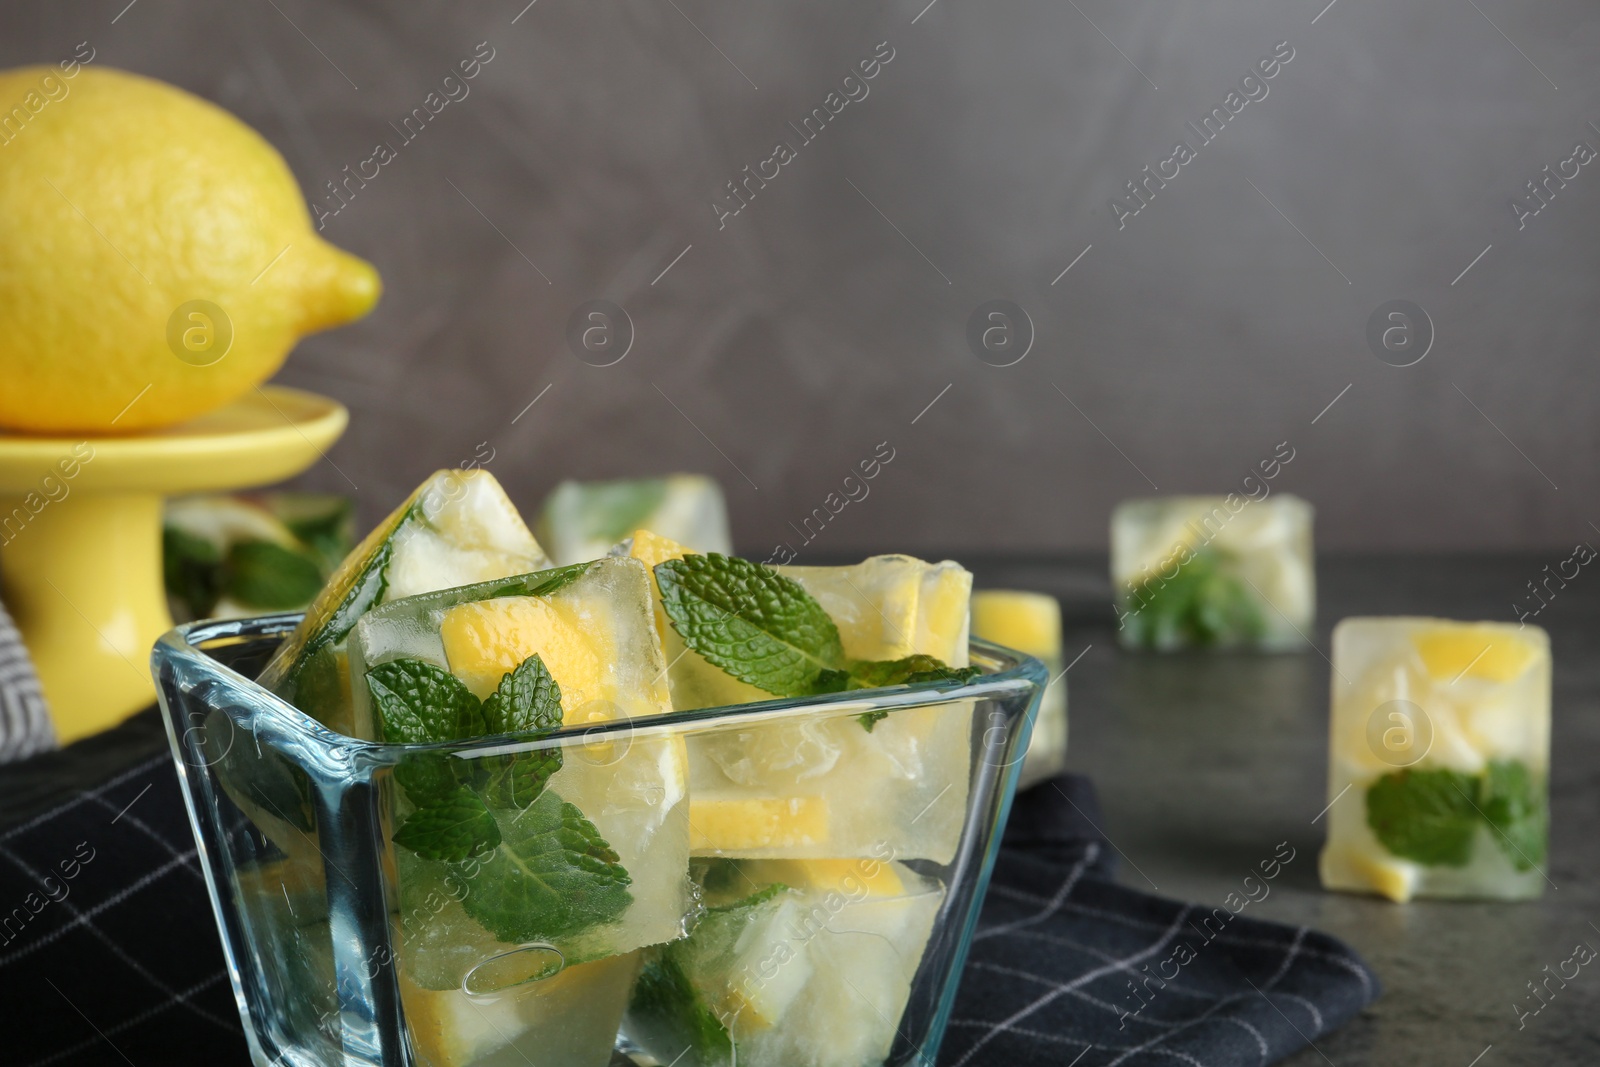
[0,737,1379,1067]
[0,597,54,764]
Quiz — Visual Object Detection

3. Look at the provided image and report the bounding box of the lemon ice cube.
[1111,495,1314,651]
[351,557,692,965]
[971,589,1066,787]
[625,859,944,1067]
[402,949,640,1067]
[260,469,549,733]
[628,539,975,863]
[537,474,731,566]
[1320,617,1550,901]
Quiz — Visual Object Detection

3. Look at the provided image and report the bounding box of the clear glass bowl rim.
[155,613,1047,768]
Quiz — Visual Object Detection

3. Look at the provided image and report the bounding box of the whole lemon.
[0,65,380,434]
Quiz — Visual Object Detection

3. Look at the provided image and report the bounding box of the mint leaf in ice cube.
[367,658,485,743]
[162,525,223,617]
[629,951,734,1064]
[655,553,846,698]
[223,541,325,610]
[1365,767,1480,867]
[482,654,564,809]
[1479,759,1546,871]
[1121,548,1264,649]
[457,789,633,944]
[482,653,563,734]
[393,786,501,862]
[847,654,979,730]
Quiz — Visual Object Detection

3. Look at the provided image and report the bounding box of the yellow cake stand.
[0,385,347,745]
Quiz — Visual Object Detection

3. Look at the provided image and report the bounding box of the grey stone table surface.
[961,553,1600,1067]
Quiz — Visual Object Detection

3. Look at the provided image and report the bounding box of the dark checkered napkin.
[0,712,1377,1067]
[0,598,54,764]
[0,713,248,1067]
[945,781,1379,1067]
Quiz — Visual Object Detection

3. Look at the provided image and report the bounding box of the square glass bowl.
[153,614,1045,1067]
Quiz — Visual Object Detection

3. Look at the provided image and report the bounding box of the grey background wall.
[6,0,1598,556]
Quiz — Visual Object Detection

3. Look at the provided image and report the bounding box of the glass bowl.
[153,613,1045,1067]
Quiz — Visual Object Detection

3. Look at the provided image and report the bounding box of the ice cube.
[351,556,693,965]
[259,470,549,734]
[629,534,975,864]
[625,857,944,1067]
[1111,495,1314,651]
[1319,617,1550,901]
[970,589,1066,788]
[537,474,731,566]
[401,941,640,1067]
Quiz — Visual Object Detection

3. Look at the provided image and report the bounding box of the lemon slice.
[1413,626,1539,684]
[971,590,1062,659]
[738,857,905,897]
[440,595,611,707]
[689,796,829,852]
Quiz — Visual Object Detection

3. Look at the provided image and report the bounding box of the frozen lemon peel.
[0,66,379,433]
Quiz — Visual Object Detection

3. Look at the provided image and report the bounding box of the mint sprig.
[655,554,977,729]
[368,652,567,856]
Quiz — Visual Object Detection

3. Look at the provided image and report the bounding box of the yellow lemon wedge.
[0,66,379,433]
[971,589,1063,660]
[739,857,905,897]
[438,596,611,708]
[1413,626,1539,684]
[629,528,693,572]
[689,796,830,852]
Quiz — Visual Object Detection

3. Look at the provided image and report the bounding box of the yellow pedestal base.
[0,386,347,745]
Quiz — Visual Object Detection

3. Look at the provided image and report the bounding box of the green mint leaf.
[813,668,851,693]
[456,790,633,944]
[366,658,485,744]
[162,525,223,617]
[1366,767,1480,867]
[268,493,355,572]
[481,654,565,810]
[394,752,463,804]
[849,654,979,689]
[1120,549,1265,649]
[393,787,501,861]
[301,523,399,663]
[709,882,792,913]
[655,553,846,698]
[846,654,979,730]
[223,541,325,610]
[474,561,596,603]
[1480,759,1546,871]
[482,654,564,734]
[628,951,733,1064]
